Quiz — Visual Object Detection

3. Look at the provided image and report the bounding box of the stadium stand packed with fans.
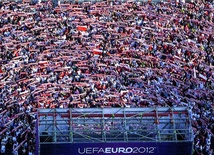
[0,0,213,154]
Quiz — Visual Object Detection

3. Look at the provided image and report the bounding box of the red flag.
[77,26,87,31]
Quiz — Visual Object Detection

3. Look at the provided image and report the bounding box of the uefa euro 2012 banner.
[40,142,193,155]
[78,146,156,154]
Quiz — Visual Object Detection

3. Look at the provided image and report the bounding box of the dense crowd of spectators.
[0,0,213,154]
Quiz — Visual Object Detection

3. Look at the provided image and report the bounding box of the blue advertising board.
[39,142,193,155]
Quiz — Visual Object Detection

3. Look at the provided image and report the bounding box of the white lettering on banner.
[126,147,133,153]
[97,148,104,153]
[139,147,146,153]
[105,147,111,153]
[118,147,125,153]
[86,148,92,154]
[78,148,85,154]
[78,147,156,154]
[92,147,99,153]
[112,147,118,153]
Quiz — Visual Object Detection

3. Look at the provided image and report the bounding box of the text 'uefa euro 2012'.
[78,147,156,154]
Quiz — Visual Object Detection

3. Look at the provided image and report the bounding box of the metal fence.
[37,107,193,144]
